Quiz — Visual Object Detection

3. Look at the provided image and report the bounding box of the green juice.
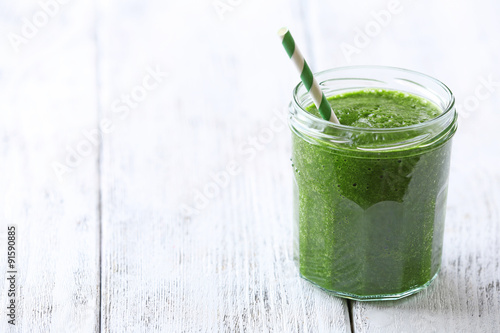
[291,89,454,299]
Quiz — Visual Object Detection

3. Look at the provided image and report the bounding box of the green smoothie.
[291,89,454,299]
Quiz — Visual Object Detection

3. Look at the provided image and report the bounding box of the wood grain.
[0,1,100,332]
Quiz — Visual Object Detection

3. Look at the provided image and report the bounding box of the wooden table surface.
[1,0,499,332]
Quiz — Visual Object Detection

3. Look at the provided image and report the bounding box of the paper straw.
[278,27,340,124]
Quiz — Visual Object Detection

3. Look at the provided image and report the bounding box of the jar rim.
[292,65,455,133]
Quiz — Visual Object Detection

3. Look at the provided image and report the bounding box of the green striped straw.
[278,27,340,124]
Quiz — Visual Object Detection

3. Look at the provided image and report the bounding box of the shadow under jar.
[289,66,458,301]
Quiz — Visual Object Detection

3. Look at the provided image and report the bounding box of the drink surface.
[306,89,442,128]
[293,89,451,299]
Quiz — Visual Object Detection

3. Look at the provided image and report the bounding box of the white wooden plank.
[98,0,350,331]
[306,0,500,331]
[0,1,100,332]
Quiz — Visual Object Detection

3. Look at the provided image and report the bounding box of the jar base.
[300,270,439,301]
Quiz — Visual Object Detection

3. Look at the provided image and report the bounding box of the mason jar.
[289,66,458,300]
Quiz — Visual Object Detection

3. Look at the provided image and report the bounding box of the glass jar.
[289,66,458,301]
